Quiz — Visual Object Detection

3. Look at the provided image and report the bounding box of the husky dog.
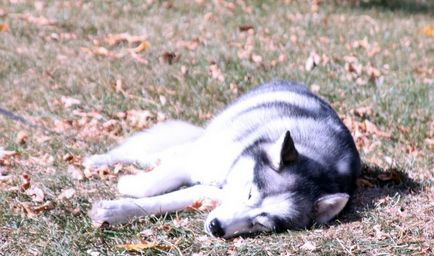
[85,80,360,238]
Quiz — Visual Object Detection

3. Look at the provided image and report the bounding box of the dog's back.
[203,80,360,194]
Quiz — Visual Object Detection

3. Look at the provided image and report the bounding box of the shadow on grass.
[338,163,423,224]
[350,0,434,15]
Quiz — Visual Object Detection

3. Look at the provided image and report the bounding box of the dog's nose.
[209,218,225,237]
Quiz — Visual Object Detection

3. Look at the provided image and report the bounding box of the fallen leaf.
[57,188,76,200]
[208,63,225,82]
[60,96,81,108]
[187,198,219,212]
[176,38,200,50]
[300,241,316,251]
[421,25,434,37]
[20,13,57,26]
[377,169,401,184]
[310,84,320,93]
[25,187,45,202]
[117,241,175,251]
[126,110,155,130]
[67,165,84,180]
[0,148,18,165]
[0,23,9,32]
[16,131,29,145]
[20,174,31,191]
[353,106,372,118]
[251,54,262,64]
[132,41,149,53]
[161,52,179,64]
[305,51,321,71]
[356,178,375,188]
[103,33,147,46]
[239,24,254,32]
[17,201,54,218]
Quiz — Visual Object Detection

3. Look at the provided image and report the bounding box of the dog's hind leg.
[89,185,223,225]
[83,120,204,168]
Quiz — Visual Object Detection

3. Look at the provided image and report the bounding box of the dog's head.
[205,131,355,238]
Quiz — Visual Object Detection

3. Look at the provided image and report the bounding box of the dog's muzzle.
[208,218,225,237]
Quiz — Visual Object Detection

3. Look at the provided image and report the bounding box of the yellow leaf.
[117,241,174,251]
[133,41,149,53]
[421,25,434,37]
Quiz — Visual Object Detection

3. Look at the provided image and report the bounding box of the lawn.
[0,0,433,255]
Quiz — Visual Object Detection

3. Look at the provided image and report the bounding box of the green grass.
[1,0,433,255]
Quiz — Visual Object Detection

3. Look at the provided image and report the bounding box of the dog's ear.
[267,131,298,171]
[313,193,349,224]
[280,131,298,165]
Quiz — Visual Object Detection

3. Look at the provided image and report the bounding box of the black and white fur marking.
[85,80,361,238]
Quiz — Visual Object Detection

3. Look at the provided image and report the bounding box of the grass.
[1,0,433,255]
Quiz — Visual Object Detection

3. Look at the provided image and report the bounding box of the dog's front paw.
[88,199,136,226]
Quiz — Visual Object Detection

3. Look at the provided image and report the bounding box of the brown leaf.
[17,201,54,218]
[305,51,320,71]
[20,174,31,191]
[161,52,179,64]
[103,33,147,46]
[16,131,29,145]
[377,169,401,184]
[67,165,84,180]
[187,198,219,212]
[356,178,375,188]
[0,23,9,32]
[25,187,45,202]
[0,148,18,165]
[117,241,175,251]
[126,110,155,130]
[20,13,57,26]
[57,188,76,200]
[208,63,225,82]
[300,241,317,251]
[353,106,372,118]
[239,25,254,32]
[60,96,81,108]
[132,41,149,53]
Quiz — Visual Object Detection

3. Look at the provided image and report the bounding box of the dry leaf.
[377,169,401,184]
[103,33,147,46]
[60,96,81,108]
[0,23,9,32]
[353,106,372,118]
[132,41,149,53]
[67,165,84,180]
[300,241,316,251]
[25,187,45,202]
[356,178,374,188]
[251,54,262,64]
[421,25,434,38]
[17,201,54,218]
[117,241,175,251]
[58,188,76,200]
[161,52,179,64]
[176,38,200,50]
[126,110,155,130]
[305,51,321,71]
[239,24,254,32]
[187,198,219,212]
[310,84,320,93]
[208,63,225,82]
[16,131,29,145]
[0,148,18,165]
[21,13,57,26]
[20,174,31,191]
